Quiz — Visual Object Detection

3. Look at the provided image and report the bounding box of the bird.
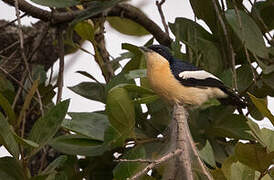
[140,44,247,108]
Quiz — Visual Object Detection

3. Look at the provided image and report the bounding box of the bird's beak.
[139,46,152,52]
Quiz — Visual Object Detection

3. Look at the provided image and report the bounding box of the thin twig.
[244,46,257,83]
[114,159,155,163]
[156,0,169,35]
[14,0,32,81]
[247,0,273,43]
[12,71,27,109]
[56,27,65,103]
[0,13,27,30]
[211,0,238,90]
[128,149,182,180]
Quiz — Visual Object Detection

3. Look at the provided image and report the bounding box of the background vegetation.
[0,0,274,179]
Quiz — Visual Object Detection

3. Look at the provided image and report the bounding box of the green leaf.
[0,113,19,159]
[69,82,106,103]
[246,118,266,146]
[18,79,39,127]
[236,64,254,92]
[71,0,123,25]
[62,112,109,141]
[106,72,135,92]
[169,17,213,43]
[189,0,217,33]
[235,142,274,172]
[28,100,70,152]
[122,43,145,73]
[208,114,254,140]
[12,131,39,148]
[133,95,159,104]
[262,72,274,90]
[252,0,274,31]
[107,16,149,36]
[261,128,274,152]
[74,21,95,42]
[0,92,16,125]
[195,37,223,74]
[32,65,47,84]
[248,93,274,126]
[113,146,146,179]
[49,134,105,156]
[76,70,101,82]
[125,69,147,80]
[30,0,78,8]
[230,161,255,180]
[0,157,27,180]
[225,9,268,58]
[105,87,135,147]
[222,155,238,179]
[199,140,216,168]
[42,155,67,174]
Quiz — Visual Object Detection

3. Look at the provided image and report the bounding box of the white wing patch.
[178,70,221,81]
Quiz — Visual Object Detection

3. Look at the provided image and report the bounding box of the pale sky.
[0,0,273,157]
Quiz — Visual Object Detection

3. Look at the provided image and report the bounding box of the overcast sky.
[0,0,273,157]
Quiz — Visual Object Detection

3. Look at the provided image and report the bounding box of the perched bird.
[140,44,247,108]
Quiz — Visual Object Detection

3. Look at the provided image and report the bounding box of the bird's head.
[140,45,174,64]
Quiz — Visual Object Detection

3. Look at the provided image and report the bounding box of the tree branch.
[2,0,172,46]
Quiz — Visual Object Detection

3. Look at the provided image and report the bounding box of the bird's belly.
[147,66,227,106]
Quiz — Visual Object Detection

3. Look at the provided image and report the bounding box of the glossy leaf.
[230,162,255,180]
[125,69,147,80]
[189,0,217,33]
[246,118,266,146]
[236,64,254,92]
[107,16,149,36]
[208,114,254,140]
[169,17,213,43]
[74,21,95,42]
[0,157,27,180]
[225,9,268,58]
[113,146,146,179]
[199,140,216,168]
[49,134,105,156]
[28,100,70,151]
[105,87,135,147]
[106,72,135,92]
[261,128,274,152]
[248,93,274,126]
[30,0,78,8]
[71,0,123,25]
[62,112,109,141]
[69,82,106,103]
[0,112,19,159]
[235,142,274,172]
[18,79,39,126]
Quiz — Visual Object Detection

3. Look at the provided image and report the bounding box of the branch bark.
[2,0,172,46]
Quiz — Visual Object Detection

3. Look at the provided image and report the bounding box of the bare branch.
[172,104,193,179]
[129,149,182,180]
[56,28,65,103]
[156,0,169,35]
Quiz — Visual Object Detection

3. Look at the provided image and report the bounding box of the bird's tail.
[219,87,247,109]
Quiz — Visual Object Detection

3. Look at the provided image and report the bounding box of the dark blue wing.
[170,59,225,88]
